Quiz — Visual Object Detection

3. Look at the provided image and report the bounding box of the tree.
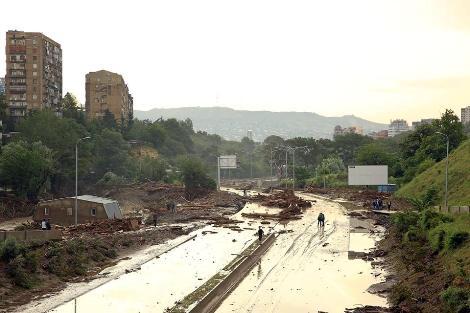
[0,141,53,200]
[356,141,400,175]
[316,155,345,175]
[59,92,85,123]
[333,133,373,166]
[16,110,90,194]
[94,129,131,178]
[178,156,216,200]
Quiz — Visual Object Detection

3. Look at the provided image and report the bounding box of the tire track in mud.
[242,218,338,312]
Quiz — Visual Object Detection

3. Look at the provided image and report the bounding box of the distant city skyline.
[2,0,470,123]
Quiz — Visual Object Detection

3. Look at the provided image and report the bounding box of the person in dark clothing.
[167,201,176,213]
[378,199,383,209]
[153,213,158,227]
[257,226,264,242]
[45,219,51,230]
[317,212,325,227]
[387,201,392,210]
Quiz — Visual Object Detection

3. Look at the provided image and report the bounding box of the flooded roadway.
[24,190,386,313]
[216,193,387,313]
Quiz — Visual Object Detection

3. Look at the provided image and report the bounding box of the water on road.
[216,194,387,313]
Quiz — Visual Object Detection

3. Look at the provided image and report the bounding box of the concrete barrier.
[434,206,469,214]
[5,230,26,241]
[189,233,276,313]
[0,229,62,242]
[25,229,62,241]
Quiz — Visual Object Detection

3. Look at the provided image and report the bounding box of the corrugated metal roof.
[74,195,117,204]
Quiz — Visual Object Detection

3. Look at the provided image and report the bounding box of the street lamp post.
[436,132,449,209]
[75,136,91,225]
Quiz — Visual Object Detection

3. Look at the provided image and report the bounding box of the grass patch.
[396,139,470,206]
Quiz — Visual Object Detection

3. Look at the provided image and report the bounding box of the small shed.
[35,195,122,226]
[377,184,397,193]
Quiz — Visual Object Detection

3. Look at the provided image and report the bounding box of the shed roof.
[75,195,117,204]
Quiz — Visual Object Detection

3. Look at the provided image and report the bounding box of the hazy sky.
[2,0,470,123]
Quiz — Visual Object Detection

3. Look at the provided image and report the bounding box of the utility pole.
[75,136,91,225]
[436,132,449,209]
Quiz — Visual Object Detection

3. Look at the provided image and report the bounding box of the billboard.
[348,165,388,186]
[218,155,237,169]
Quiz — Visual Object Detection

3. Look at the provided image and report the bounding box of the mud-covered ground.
[216,193,388,313]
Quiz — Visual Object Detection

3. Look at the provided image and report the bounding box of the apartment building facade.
[4,30,62,118]
[0,78,5,94]
[461,106,470,124]
[85,70,133,125]
[388,119,410,137]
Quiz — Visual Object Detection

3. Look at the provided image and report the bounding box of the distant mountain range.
[134,107,387,141]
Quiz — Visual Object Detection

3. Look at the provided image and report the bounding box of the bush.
[403,226,425,243]
[447,232,469,250]
[390,284,412,306]
[392,211,419,233]
[441,286,469,312]
[0,239,25,262]
[7,255,34,289]
[420,209,453,230]
[430,229,446,252]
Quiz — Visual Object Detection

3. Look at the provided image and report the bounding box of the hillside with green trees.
[396,139,470,206]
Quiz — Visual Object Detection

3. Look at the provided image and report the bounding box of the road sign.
[218,155,237,169]
[348,165,388,185]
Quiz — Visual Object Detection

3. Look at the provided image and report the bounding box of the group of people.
[41,219,51,230]
[373,199,392,210]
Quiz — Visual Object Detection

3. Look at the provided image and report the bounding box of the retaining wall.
[190,233,276,313]
[0,229,62,241]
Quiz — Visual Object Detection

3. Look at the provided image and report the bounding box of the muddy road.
[19,190,386,313]
[216,193,387,313]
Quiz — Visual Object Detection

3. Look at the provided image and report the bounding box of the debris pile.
[250,190,312,209]
[57,218,141,236]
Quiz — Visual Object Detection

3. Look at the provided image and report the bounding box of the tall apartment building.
[388,119,410,137]
[0,78,5,94]
[461,106,470,124]
[4,30,62,118]
[85,70,133,125]
[411,118,437,130]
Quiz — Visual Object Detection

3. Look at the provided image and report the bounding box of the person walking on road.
[317,212,325,227]
[257,226,264,243]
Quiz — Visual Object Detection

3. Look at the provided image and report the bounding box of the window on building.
[91,208,97,216]
[44,207,49,216]
[67,208,72,216]
[33,56,37,61]
[33,63,37,69]
[33,79,37,84]
[33,71,37,77]
[32,94,37,100]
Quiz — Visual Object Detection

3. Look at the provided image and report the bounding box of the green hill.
[396,139,470,206]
